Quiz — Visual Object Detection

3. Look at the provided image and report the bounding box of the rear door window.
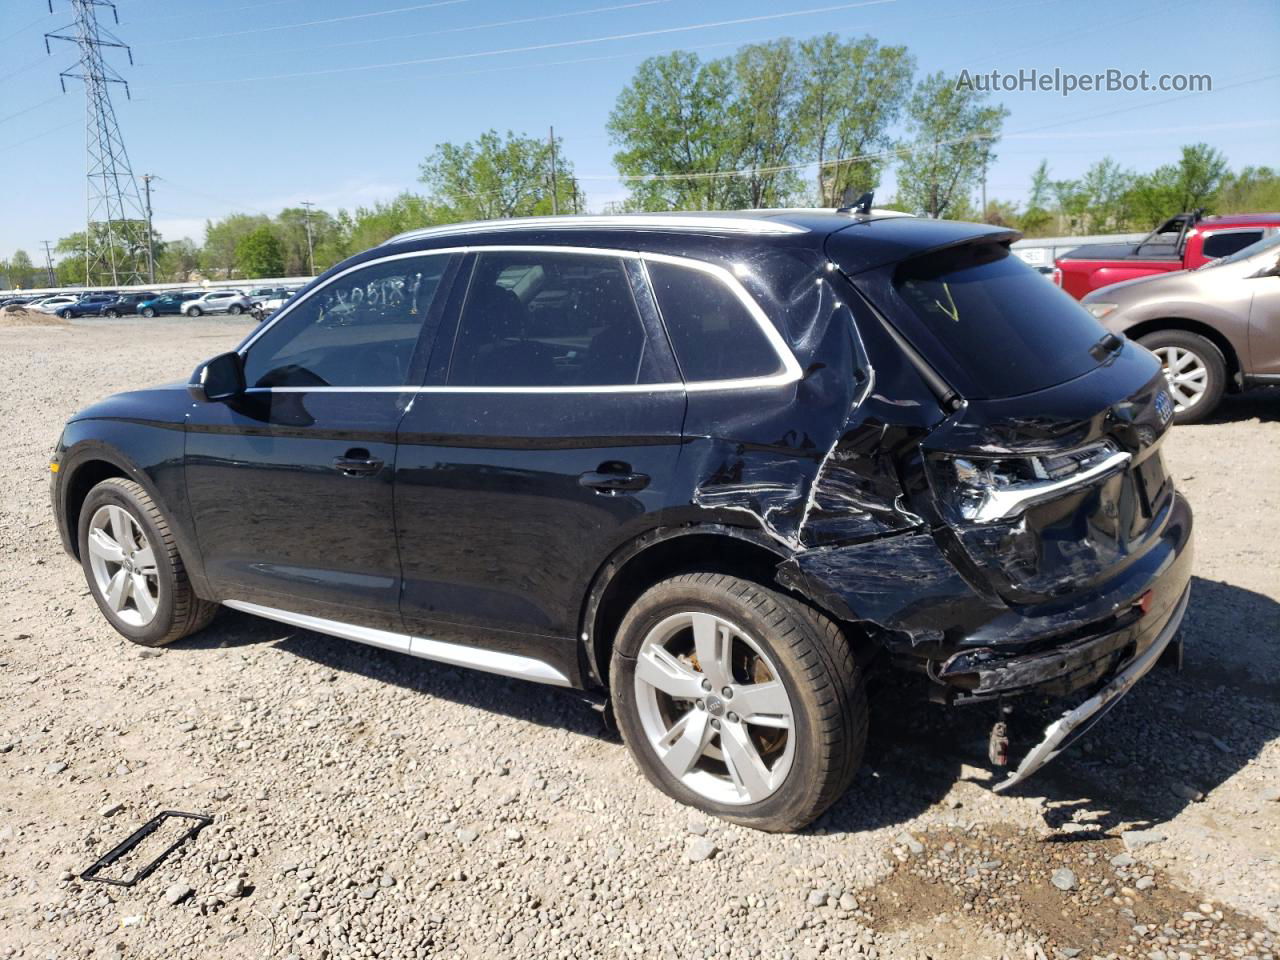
[890,242,1109,399]
[1202,230,1263,259]
[645,260,782,383]
[448,251,661,387]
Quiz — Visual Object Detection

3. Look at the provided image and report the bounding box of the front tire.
[228,304,243,315]
[610,572,866,832]
[140,307,156,318]
[1138,330,1226,424]
[105,309,120,318]
[59,308,73,318]
[186,306,203,317]
[77,478,218,646]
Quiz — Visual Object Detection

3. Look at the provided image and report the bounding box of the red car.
[1055,211,1280,299]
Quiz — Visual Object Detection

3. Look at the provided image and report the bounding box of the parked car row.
[0,285,304,319]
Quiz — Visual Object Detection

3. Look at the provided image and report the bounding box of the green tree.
[235,226,285,278]
[1019,160,1055,236]
[727,40,807,207]
[321,193,446,266]
[53,222,151,286]
[157,237,200,282]
[3,249,37,288]
[1125,143,1230,228]
[798,34,913,206]
[1216,165,1280,214]
[274,206,339,275]
[894,71,1009,218]
[418,129,575,221]
[201,213,270,278]
[1053,157,1135,233]
[608,52,745,210]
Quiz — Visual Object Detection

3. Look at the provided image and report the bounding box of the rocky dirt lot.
[0,317,1277,960]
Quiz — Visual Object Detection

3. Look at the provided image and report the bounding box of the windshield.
[890,242,1110,399]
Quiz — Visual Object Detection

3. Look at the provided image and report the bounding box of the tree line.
[4,32,1278,287]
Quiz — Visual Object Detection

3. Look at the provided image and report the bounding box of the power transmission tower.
[45,0,148,288]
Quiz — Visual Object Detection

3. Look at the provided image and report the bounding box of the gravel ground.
[1,317,1277,960]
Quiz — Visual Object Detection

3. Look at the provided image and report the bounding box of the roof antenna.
[837,190,874,215]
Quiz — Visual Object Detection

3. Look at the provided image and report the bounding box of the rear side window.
[646,260,782,383]
[891,243,1108,399]
[449,251,660,387]
[1202,230,1263,259]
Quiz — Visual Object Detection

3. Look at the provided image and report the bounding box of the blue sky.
[2,0,1278,261]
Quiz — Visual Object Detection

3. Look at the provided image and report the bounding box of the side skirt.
[222,600,572,687]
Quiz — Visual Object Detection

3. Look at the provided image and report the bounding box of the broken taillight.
[931,440,1127,524]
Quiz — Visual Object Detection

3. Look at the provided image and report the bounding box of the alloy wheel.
[633,611,795,805]
[86,504,161,628]
[1152,344,1208,411]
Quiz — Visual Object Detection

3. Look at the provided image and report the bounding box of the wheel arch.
[579,525,856,688]
[1123,317,1242,389]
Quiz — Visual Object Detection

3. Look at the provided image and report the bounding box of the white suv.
[183,291,252,317]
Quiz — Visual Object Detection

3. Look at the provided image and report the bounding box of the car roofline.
[382,209,915,246]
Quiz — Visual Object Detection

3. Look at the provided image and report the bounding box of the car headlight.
[1085,302,1118,320]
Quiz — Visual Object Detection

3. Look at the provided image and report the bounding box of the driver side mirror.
[188,351,245,402]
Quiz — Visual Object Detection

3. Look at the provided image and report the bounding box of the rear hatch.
[835,230,1177,605]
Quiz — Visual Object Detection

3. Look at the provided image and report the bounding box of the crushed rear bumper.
[992,582,1189,792]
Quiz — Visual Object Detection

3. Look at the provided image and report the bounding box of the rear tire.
[610,572,866,832]
[1137,330,1226,424]
[77,478,218,647]
[59,308,73,319]
[105,309,120,318]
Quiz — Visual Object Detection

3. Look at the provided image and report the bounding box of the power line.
[156,0,477,45]
[155,0,897,87]
[0,12,52,45]
[6,119,80,150]
[148,0,673,66]
[0,95,64,126]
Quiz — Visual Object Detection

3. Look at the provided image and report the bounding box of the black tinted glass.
[892,244,1108,399]
[1202,231,1262,259]
[646,260,781,383]
[243,255,448,388]
[449,251,657,387]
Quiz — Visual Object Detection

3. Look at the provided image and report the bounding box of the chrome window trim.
[234,244,802,394]
[385,214,807,245]
[223,599,571,687]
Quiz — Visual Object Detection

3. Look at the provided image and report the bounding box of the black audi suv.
[50,210,1192,831]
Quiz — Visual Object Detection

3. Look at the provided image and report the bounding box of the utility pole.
[300,201,316,276]
[41,241,57,286]
[548,126,559,216]
[141,173,156,283]
[45,0,148,287]
[571,177,580,215]
[980,136,989,223]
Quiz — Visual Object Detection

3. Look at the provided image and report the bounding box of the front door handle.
[333,448,383,477]
[579,463,650,495]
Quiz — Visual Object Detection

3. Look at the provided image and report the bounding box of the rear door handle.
[579,466,650,495]
[333,448,383,477]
